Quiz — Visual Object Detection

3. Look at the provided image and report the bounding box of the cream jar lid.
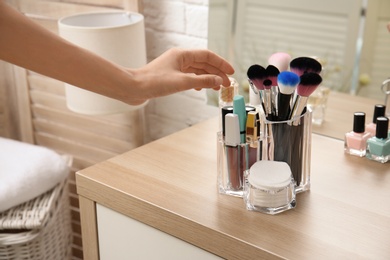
[248,161,292,189]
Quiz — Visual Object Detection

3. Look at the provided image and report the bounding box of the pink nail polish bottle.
[344,112,371,157]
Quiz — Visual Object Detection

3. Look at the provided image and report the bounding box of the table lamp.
[58,11,148,115]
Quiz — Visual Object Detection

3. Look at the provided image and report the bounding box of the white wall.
[142,0,219,141]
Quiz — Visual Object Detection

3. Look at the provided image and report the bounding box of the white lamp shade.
[58,11,148,115]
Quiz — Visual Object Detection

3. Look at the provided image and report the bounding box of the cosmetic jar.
[244,161,296,215]
[260,110,312,193]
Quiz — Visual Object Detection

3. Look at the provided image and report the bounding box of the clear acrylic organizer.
[261,110,312,193]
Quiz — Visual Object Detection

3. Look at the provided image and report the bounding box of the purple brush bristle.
[289,72,322,123]
[263,79,272,90]
[266,65,280,86]
[290,57,322,77]
[247,64,267,90]
[296,73,322,97]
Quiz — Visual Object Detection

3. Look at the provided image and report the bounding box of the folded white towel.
[0,137,69,212]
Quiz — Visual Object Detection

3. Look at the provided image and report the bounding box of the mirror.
[207,0,390,105]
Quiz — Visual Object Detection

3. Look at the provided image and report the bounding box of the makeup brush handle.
[289,96,308,126]
[264,89,272,115]
[272,86,279,116]
[248,80,259,95]
[278,93,292,121]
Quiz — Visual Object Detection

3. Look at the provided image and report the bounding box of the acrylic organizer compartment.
[261,110,312,193]
[217,131,262,197]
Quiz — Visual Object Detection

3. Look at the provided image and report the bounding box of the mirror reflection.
[208,0,390,104]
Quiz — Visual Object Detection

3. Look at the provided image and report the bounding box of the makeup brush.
[289,72,322,125]
[277,71,300,121]
[266,65,279,86]
[247,64,267,93]
[247,64,267,112]
[288,72,321,186]
[263,79,273,119]
[266,65,280,117]
[268,52,291,72]
[289,57,322,77]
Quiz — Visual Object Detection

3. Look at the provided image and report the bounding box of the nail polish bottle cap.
[372,104,386,123]
[375,117,389,139]
[353,112,365,133]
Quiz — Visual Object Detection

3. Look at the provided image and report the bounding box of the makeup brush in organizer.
[268,52,291,72]
[288,56,322,119]
[289,57,322,76]
[245,54,323,189]
[289,72,323,125]
[247,56,323,122]
[269,71,300,167]
[289,72,322,185]
[247,64,267,113]
[277,71,300,121]
[288,58,322,184]
[266,65,280,118]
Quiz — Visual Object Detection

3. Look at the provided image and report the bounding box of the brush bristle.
[290,57,322,76]
[263,79,272,90]
[277,71,300,95]
[268,52,291,72]
[266,65,280,77]
[247,64,267,90]
[266,65,279,86]
[296,73,322,97]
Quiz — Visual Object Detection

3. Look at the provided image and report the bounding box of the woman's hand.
[125,48,234,104]
[1,2,234,106]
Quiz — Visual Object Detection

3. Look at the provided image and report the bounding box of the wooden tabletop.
[312,91,383,139]
[77,110,390,259]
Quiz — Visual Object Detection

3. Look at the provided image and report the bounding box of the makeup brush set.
[218,53,324,214]
[247,54,323,122]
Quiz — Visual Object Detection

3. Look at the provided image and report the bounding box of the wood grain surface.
[77,108,390,259]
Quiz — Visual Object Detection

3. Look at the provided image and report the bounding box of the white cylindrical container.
[58,11,148,115]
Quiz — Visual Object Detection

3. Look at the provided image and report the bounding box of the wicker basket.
[0,179,72,260]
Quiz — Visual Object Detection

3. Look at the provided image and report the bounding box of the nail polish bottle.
[344,112,371,157]
[366,117,390,163]
[366,104,386,137]
[219,77,239,108]
[219,77,239,132]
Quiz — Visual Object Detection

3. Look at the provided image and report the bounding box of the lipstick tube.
[225,114,243,191]
[217,115,262,197]
[246,111,261,168]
